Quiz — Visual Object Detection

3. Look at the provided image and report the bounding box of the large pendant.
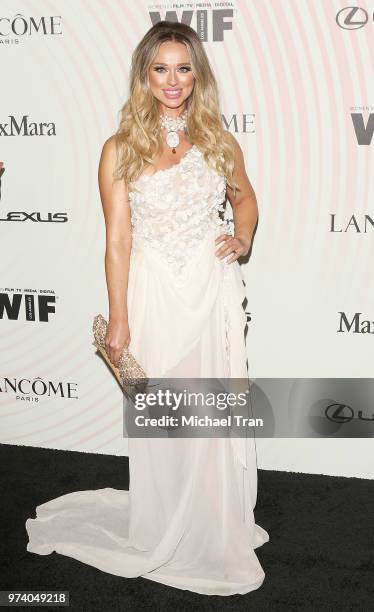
[166,131,179,153]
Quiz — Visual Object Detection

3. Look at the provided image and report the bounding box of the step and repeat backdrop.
[0,1,373,478]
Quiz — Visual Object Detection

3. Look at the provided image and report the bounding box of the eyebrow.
[151,62,191,66]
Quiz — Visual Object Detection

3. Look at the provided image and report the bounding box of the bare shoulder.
[98,134,129,220]
[98,134,120,188]
[99,134,118,165]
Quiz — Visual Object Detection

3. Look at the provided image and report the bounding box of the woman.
[25,21,269,596]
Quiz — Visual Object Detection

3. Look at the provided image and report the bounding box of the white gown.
[25,144,269,596]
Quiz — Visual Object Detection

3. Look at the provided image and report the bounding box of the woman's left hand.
[215,233,251,264]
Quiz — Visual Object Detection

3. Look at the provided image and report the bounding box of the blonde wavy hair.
[113,20,238,196]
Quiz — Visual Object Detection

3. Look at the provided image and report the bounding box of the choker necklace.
[159,109,188,153]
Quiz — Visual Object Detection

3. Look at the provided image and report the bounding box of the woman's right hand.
[105,317,131,367]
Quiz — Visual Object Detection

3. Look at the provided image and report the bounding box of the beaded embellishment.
[128,145,232,286]
[92,314,148,388]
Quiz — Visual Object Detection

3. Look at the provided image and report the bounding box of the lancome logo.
[330,214,374,233]
[0,376,78,400]
[149,5,234,41]
[0,115,56,137]
[0,289,57,322]
[0,14,62,43]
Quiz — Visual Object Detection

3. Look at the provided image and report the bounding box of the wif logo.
[0,290,57,322]
[149,8,234,41]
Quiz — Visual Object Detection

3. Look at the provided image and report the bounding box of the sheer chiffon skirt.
[25,229,269,596]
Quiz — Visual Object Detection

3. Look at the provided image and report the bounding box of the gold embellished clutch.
[92,314,148,390]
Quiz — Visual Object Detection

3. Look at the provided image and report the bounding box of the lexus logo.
[336,6,369,30]
[325,403,374,423]
[325,403,354,423]
[0,161,68,222]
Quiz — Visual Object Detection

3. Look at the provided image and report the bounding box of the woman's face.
[148,40,195,115]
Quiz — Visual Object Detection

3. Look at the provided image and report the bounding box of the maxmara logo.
[0,14,62,43]
[0,376,78,401]
[0,289,57,322]
[149,6,235,41]
[0,115,56,137]
[338,312,374,334]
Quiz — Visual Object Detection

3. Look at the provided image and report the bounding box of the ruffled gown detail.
[25,144,269,596]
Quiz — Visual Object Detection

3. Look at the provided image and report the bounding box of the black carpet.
[0,443,372,611]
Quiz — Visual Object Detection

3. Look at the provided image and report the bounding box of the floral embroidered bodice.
[128,145,233,283]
